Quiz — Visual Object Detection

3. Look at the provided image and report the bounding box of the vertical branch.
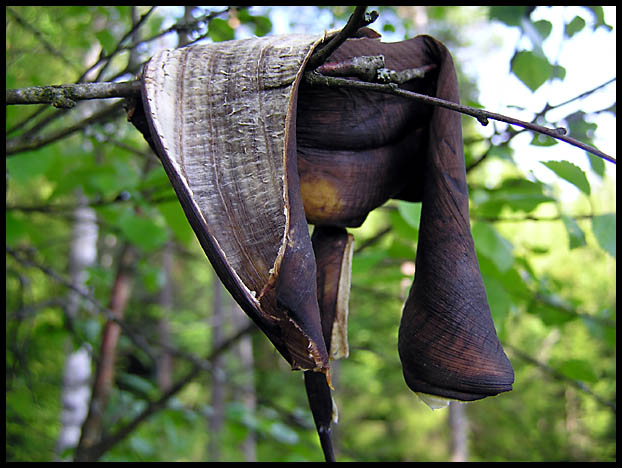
[306,6,378,70]
[75,244,138,461]
[177,6,197,48]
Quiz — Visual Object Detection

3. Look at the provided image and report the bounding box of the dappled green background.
[6,6,616,462]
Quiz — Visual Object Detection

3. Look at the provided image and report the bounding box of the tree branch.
[306,6,379,70]
[76,6,157,84]
[6,100,126,156]
[7,7,81,73]
[503,342,616,413]
[5,81,141,108]
[75,243,137,461]
[87,323,256,461]
[304,71,616,164]
[6,15,615,166]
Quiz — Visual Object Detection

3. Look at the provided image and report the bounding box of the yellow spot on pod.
[299,177,343,223]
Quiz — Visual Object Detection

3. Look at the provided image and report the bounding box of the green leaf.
[480,273,511,323]
[564,110,597,143]
[118,213,169,252]
[556,359,598,383]
[497,178,555,212]
[389,209,418,241]
[138,260,164,294]
[95,29,117,55]
[397,201,422,229]
[531,301,575,326]
[522,18,552,52]
[352,250,384,277]
[587,153,606,178]
[489,6,529,26]
[592,213,616,259]
[383,23,396,33]
[541,160,591,196]
[117,373,158,398]
[530,133,558,147]
[552,64,566,81]
[582,6,613,31]
[532,19,553,41]
[386,237,416,260]
[472,222,514,272]
[158,200,195,246]
[250,15,272,37]
[497,265,531,299]
[561,215,587,249]
[6,148,58,184]
[238,10,273,37]
[208,17,235,42]
[475,178,554,216]
[128,435,155,457]
[511,50,553,92]
[6,212,29,246]
[565,15,586,37]
[268,422,299,445]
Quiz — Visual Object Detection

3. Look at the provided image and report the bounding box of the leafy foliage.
[6,5,616,462]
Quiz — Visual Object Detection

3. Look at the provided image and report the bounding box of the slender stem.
[5,81,141,108]
[306,6,378,70]
[6,43,615,165]
[548,77,616,112]
[6,100,126,156]
[304,72,616,164]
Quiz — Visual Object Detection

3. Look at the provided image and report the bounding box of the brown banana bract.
[296,33,514,401]
[136,28,513,461]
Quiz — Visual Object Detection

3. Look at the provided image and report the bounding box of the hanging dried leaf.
[132,26,514,461]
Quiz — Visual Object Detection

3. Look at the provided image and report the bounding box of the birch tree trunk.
[55,193,98,460]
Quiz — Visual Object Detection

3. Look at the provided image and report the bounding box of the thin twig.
[77,6,157,84]
[7,7,81,73]
[87,322,256,461]
[5,81,141,108]
[503,342,616,413]
[6,246,156,359]
[6,100,126,155]
[547,77,616,113]
[6,18,615,166]
[304,71,616,164]
[306,6,379,70]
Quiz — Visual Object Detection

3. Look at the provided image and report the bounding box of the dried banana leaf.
[134,30,514,461]
[141,34,330,373]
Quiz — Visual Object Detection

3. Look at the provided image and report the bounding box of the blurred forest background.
[6,6,616,462]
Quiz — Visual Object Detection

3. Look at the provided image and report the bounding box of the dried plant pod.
[311,226,354,360]
[394,37,515,402]
[141,34,330,373]
[296,34,514,401]
[135,26,514,462]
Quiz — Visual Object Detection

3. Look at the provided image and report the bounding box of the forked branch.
[5,7,616,165]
